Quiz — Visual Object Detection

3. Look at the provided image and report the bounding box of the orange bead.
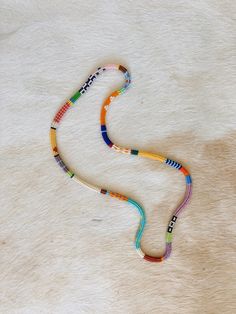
[180,167,189,176]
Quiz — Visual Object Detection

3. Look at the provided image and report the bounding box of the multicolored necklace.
[50,64,192,263]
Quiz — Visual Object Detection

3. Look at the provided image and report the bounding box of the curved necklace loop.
[50,64,192,263]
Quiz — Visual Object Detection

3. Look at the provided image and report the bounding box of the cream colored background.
[1,1,235,313]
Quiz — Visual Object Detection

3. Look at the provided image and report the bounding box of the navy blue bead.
[102,132,112,146]
[101,125,106,132]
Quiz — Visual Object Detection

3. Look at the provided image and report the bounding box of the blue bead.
[101,125,106,132]
[186,175,192,184]
[102,131,112,146]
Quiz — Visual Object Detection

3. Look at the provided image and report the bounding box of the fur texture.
[0,1,235,313]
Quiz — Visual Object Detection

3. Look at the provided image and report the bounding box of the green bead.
[166,232,173,243]
[67,171,74,178]
[70,91,81,103]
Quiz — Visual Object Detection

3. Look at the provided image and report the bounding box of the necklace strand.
[50,64,192,263]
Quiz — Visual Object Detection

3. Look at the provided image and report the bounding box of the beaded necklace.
[50,64,192,263]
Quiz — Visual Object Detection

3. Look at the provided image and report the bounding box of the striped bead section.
[165,158,182,169]
[53,101,71,123]
[79,67,105,95]
[167,215,177,233]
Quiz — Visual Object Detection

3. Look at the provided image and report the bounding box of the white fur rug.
[1,1,235,313]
